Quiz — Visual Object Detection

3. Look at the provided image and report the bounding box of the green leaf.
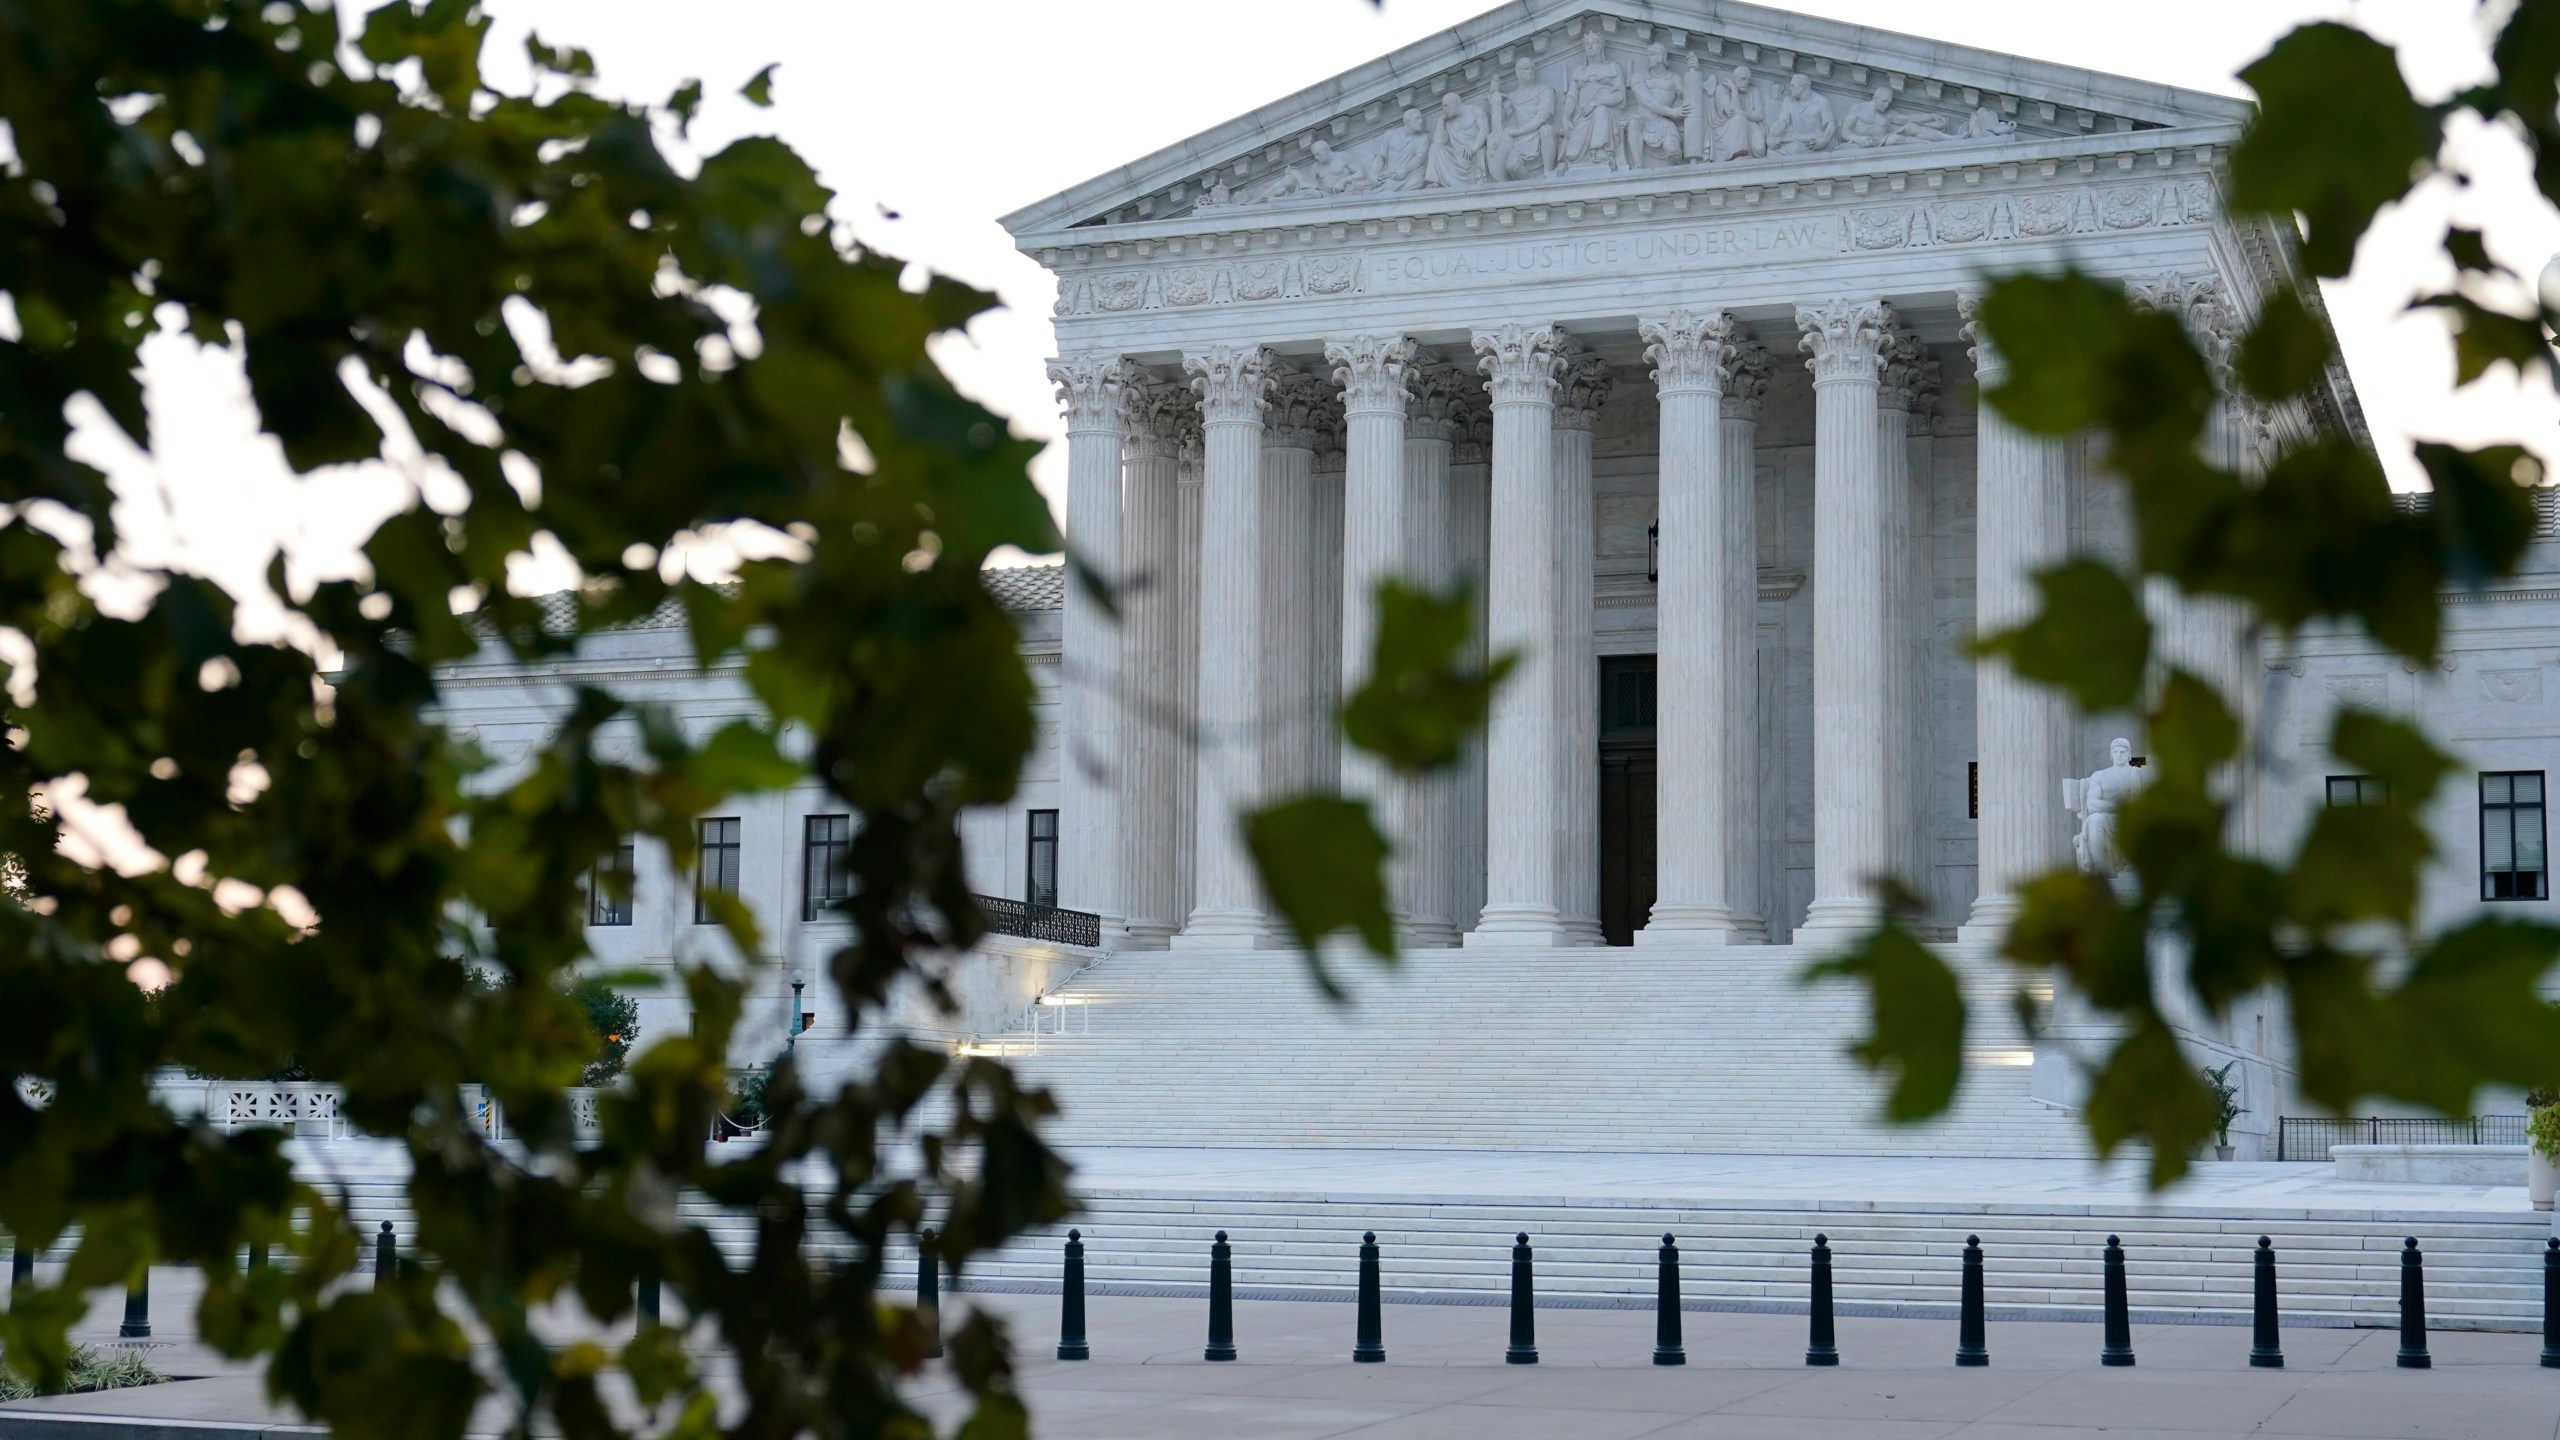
[1242,796,1395,982]
[2082,1020,2219,1188]
[741,63,779,107]
[1977,274,2214,478]
[1341,580,1517,774]
[1801,923,1966,1123]
[1971,560,2150,711]
[2390,918,2560,1107]
[2328,708,2453,805]
[2144,670,2239,780]
[689,721,801,796]
[2413,293,2559,389]
[2414,441,2542,589]
[2231,22,2437,277]
[2233,287,2331,403]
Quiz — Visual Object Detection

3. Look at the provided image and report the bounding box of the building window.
[588,839,634,927]
[1968,762,1979,821]
[2480,771,2547,901]
[803,814,852,921]
[1026,809,1059,909]
[695,817,742,923]
[2326,775,2388,807]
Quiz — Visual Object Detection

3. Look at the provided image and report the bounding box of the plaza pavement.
[4,1268,2557,1438]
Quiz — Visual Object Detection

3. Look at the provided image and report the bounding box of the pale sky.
[67,0,2560,633]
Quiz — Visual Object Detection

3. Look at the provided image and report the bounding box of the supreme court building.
[1007,0,2397,960]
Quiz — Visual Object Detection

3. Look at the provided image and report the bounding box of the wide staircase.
[973,943,2087,1157]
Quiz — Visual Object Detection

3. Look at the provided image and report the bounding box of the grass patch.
[0,1344,167,1401]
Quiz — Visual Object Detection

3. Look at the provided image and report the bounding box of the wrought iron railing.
[2275,1114,2528,1161]
[975,893,1101,948]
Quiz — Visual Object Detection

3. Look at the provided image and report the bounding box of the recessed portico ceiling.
[1001,0,2254,243]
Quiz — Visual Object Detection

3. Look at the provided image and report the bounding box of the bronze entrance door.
[1598,655,1657,947]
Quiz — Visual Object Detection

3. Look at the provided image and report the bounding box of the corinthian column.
[1446,385,1494,935]
[1175,344,1278,947]
[1553,348,1612,947]
[1721,345,1775,941]
[1261,369,1334,807]
[1047,353,1131,941]
[1795,300,1894,940]
[1636,309,1743,943]
[1403,362,1470,947]
[1958,292,2068,942]
[1172,411,1204,929]
[1876,328,1935,910]
[1118,378,1189,948]
[1330,335,1455,942]
[1465,322,1570,946]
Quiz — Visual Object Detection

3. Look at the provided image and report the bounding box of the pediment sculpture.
[1206,30,2045,216]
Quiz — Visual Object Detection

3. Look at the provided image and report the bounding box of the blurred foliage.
[0,0,1490,1434]
[0,1342,166,1401]
[570,978,639,1088]
[1813,5,2560,1186]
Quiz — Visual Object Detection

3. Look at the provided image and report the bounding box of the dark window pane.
[2480,771,2548,903]
[696,817,742,924]
[589,839,635,926]
[803,814,852,921]
[1026,808,1059,909]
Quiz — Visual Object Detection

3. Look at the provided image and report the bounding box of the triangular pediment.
[1002,0,2252,241]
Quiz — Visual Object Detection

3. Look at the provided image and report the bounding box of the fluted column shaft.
[1467,323,1570,945]
[1049,354,1130,939]
[1553,352,1610,946]
[1447,399,1493,935]
[1960,300,2069,939]
[1176,345,1277,946]
[1260,370,1330,807]
[1876,331,1928,911]
[1797,301,1894,939]
[1403,377,1463,945]
[1719,349,1773,941]
[1172,420,1204,929]
[1118,384,1188,946]
[1638,311,1742,942]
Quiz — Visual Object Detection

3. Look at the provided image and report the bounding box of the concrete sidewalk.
[5,1275,2556,1439]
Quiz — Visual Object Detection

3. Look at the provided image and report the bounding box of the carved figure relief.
[1200,32,2081,215]
[2066,737,2149,889]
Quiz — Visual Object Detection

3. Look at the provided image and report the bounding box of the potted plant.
[2529,1088,2559,1211]
[2203,1061,2244,1161]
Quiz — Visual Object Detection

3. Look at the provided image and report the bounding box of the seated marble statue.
[1425,91,1491,189]
[2068,737,2148,882]
[1768,74,1837,154]
[1377,108,1431,191]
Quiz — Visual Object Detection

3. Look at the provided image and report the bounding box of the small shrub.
[2202,1061,2244,1146]
[2531,1099,2560,1163]
[0,1344,167,1400]
[571,979,641,1088]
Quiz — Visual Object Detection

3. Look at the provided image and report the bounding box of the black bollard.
[9,1239,30,1305]
[1955,1235,1988,1367]
[2396,1237,2430,1369]
[120,1269,150,1339]
[637,1274,661,1327]
[2541,1238,2557,1370]
[2100,1236,2134,1368]
[374,1220,395,1290]
[1805,1233,1839,1367]
[1353,1231,1385,1363]
[1652,1233,1685,1367]
[2249,1237,2284,1369]
[1204,1230,1235,1362]
[1058,1229,1090,1362]
[1505,1233,1538,1365]
[919,1228,943,1361]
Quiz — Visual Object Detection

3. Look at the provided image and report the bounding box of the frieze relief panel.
[1054,180,2216,317]
[1092,15,2160,226]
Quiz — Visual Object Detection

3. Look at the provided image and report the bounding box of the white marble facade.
[1011,0,2369,955]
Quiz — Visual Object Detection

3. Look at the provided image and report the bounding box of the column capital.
[2126,270,2240,388]
[1796,299,1892,386]
[1555,348,1615,434]
[1049,353,1134,433]
[1472,322,1566,406]
[1263,368,1335,451]
[1408,361,1473,443]
[1122,377,1192,460]
[1326,334,1418,418]
[1183,344,1278,426]
[1639,310,1738,396]
[1720,343,1775,422]
[1877,327,1937,416]
[1957,287,2004,383]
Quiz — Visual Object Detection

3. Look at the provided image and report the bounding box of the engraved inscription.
[1368,218,1841,291]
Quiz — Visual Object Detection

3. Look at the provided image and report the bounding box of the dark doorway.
[1598,655,1657,947]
